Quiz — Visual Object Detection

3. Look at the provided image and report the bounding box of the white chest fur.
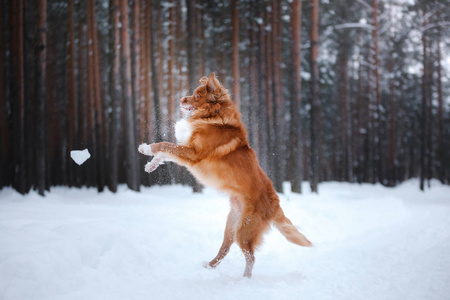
[175,119,193,145]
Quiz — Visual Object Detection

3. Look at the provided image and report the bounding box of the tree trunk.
[337,42,351,182]
[77,19,88,186]
[10,0,26,194]
[132,0,141,133]
[142,0,153,143]
[247,1,259,155]
[372,0,382,183]
[86,2,96,187]
[271,0,284,192]
[186,0,196,92]
[149,0,162,142]
[364,43,374,183]
[255,1,268,173]
[35,0,47,195]
[167,0,175,142]
[309,0,320,193]
[386,39,396,186]
[186,0,202,193]
[264,2,274,182]
[24,1,35,192]
[231,0,240,109]
[198,2,205,77]
[119,0,140,191]
[108,0,120,192]
[288,0,303,193]
[89,0,105,191]
[175,1,184,103]
[436,13,444,183]
[420,8,427,191]
[0,0,9,186]
[147,0,170,186]
[67,0,77,187]
[356,33,363,183]
[426,35,433,188]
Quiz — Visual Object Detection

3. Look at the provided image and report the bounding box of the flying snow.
[70,149,91,165]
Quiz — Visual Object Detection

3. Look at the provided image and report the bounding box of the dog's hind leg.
[205,204,240,268]
[236,213,269,278]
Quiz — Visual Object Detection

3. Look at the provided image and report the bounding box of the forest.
[0,0,449,196]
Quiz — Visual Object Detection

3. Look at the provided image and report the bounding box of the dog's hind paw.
[202,261,214,269]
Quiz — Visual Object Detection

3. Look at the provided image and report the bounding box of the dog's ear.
[206,73,218,93]
[199,76,208,85]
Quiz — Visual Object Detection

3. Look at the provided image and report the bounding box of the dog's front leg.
[138,143,155,156]
[150,142,199,164]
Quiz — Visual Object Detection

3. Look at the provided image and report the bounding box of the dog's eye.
[195,94,200,99]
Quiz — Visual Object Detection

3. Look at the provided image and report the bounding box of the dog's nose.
[180,97,188,104]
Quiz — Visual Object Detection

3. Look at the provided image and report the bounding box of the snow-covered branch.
[421,21,450,33]
[355,0,374,11]
[334,23,375,30]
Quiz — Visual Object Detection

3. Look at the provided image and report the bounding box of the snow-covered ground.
[1,180,449,300]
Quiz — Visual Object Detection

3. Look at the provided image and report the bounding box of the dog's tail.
[273,208,312,247]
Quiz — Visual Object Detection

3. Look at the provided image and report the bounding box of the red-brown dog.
[139,73,312,278]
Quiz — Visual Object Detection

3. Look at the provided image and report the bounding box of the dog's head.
[180,73,232,118]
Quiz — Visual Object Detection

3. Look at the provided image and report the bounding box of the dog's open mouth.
[181,104,195,115]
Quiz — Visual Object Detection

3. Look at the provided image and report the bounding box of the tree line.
[0,0,449,196]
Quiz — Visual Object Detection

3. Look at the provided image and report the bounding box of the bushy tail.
[273,208,312,247]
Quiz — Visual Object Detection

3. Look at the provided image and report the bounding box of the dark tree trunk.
[185,0,202,193]
[255,2,268,174]
[372,0,382,183]
[167,0,175,143]
[436,14,444,183]
[264,2,274,183]
[77,18,88,186]
[186,0,196,92]
[119,0,140,191]
[0,0,9,187]
[88,0,105,191]
[141,0,153,143]
[67,0,77,187]
[10,0,26,194]
[149,0,162,142]
[132,0,141,122]
[337,44,351,182]
[231,0,240,109]
[271,0,284,192]
[288,0,303,193]
[35,0,47,196]
[364,42,374,184]
[420,8,428,191]
[309,0,321,193]
[356,33,363,183]
[108,0,120,192]
[148,0,170,186]
[426,35,433,188]
[386,43,396,186]
[248,1,259,155]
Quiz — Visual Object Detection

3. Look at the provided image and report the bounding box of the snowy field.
[1,180,449,300]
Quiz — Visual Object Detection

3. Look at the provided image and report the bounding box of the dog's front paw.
[138,143,154,156]
[144,161,156,173]
[144,155,165,173]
